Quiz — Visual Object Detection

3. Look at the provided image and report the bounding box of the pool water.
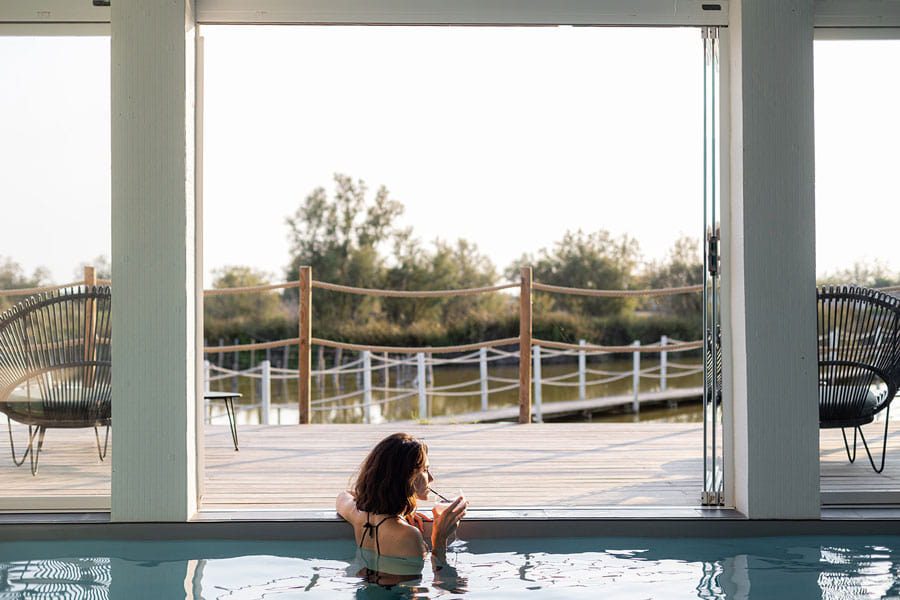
[2,535,900,599]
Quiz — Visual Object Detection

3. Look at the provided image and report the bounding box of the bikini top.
[359,513,394,555]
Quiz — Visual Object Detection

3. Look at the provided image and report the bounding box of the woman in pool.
[336,432,468,563]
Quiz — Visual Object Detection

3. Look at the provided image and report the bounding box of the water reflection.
[209,358,704,425]
[0,557,110,599]
[3,536,900,599]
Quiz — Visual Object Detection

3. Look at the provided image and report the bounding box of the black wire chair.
[0,286,111,476]
[818,285,900,473]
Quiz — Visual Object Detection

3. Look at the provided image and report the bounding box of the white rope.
[666,361,703,369]
[583,367,630,376]
[658,368,703,379]
[428,378,485,392]
[376,355,419,367]
[313,364,369,376]
[270,367,299,374]
[208,364,258,376]
[536,347,579,358]
[312,390,419,412]
[487,347,520,358]
[539,370,582,383]
[425,350,485,366]
[477,351,519,363]
[541,372,633,387]
[313,357,366,374]
[419,382,521,396]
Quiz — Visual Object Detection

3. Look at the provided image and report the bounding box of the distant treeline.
[3,174,898,350]
[206,174,706,349]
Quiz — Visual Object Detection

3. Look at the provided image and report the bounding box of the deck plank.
[2,422,900,509]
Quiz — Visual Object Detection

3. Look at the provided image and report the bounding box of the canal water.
[208,357,704,425]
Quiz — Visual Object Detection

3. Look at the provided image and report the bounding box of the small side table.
[205,391,242,451]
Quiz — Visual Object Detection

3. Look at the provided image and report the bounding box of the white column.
[533,345,542,423]
[363,350,372,424]
[726,0,819,518]
[578,339,586,401]
[659,335,668,392]
[479,347,489,412]
[632,341,640,413]
[111,0,199,521]
[417,352,427,420]
[261,359,271,425]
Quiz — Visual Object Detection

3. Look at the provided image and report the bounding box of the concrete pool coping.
[5,507,900,541]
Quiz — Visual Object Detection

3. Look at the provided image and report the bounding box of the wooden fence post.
[298,266,312,424]
[519,266,532,424]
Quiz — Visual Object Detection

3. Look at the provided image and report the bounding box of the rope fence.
[2,265,706,425]
[203,333,703,425]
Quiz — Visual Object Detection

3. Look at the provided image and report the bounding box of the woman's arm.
[336,490,357,522]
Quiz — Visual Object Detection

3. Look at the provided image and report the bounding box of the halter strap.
[359,513,393,555]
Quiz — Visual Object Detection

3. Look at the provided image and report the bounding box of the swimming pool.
[2,535,899,599]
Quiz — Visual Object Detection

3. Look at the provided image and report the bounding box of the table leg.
[225,398,239,451]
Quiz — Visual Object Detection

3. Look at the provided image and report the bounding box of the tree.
[204,266,290,342]
[0,257,50,312]
[383,236,502,326]
[75,255,111,280]
[284,174,403,333]
[817,260,900,289]
[641,236,704,318]
[506,230,641,318]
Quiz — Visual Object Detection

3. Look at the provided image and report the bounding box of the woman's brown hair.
[353,432,428,517]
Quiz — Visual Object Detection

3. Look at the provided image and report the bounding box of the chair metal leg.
[857,406,891,474]
[225,398,239,451]
[841,427,858,463]
[28,427,46,476]
[8,418,37,467]
[95,425,110,461]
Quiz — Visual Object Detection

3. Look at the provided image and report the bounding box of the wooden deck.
[3,423,900,510]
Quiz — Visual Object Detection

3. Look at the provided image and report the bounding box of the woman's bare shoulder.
[389,520,428,558]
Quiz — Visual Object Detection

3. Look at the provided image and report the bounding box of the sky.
[0,30,898,286]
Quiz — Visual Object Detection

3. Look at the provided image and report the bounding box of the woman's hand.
[406,510,433,535]
[431,495,468,550]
